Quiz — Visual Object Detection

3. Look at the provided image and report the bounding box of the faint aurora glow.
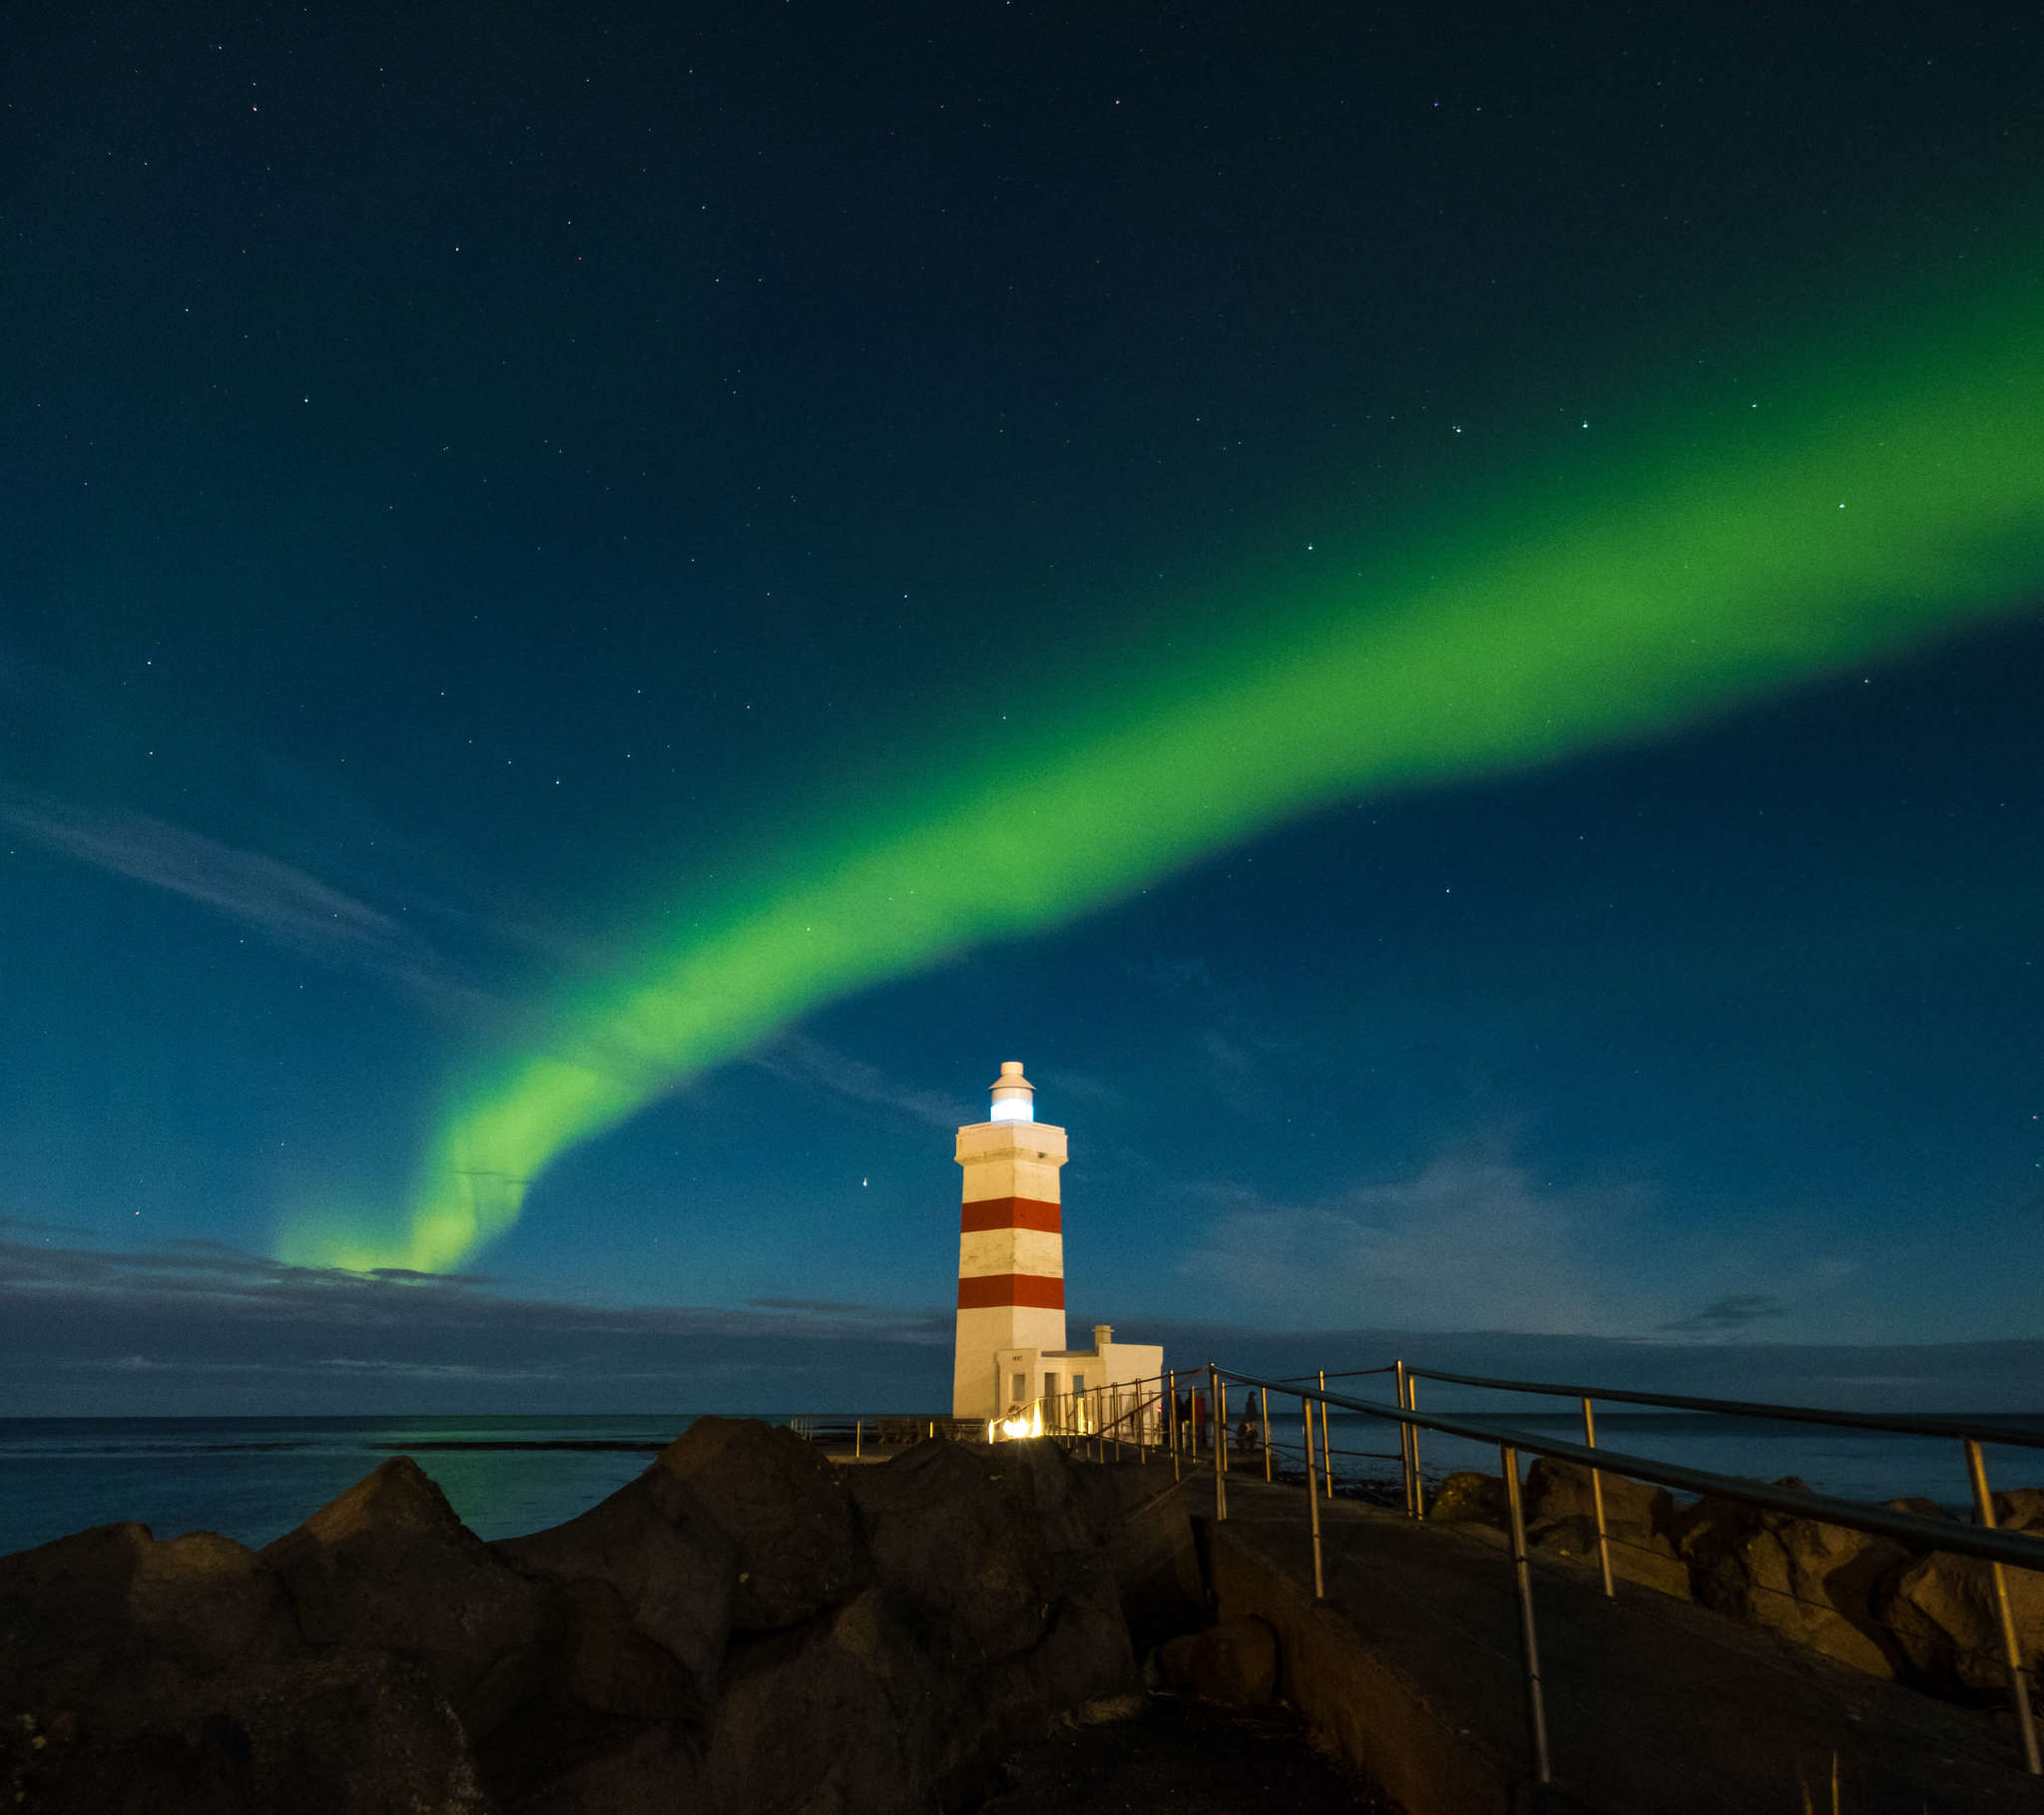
[276,255,2044,1272]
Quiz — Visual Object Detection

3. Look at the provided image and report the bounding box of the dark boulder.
[1155,1615,1279,1705]
[466,1576,705,1813]
[1426,1472,1508,1526]
[708,1588,948,1815]
[984,1437,1102,1554]
[1023,1547,1144,1721]
[846,1437,1057,1664]
[1673,1481,1905,1677]
[1993,1488,2044,1533]
[0,1651,491,1815]
[649,1418,866,1631]
[494,1466,737,1708]
[1526,1457,1671,1536]
[1880,1546,2044,1699]
[1526,1459,1689,1597]
[0,1522,302,1707]
[261,1456,557,1734]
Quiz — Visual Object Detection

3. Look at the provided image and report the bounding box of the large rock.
[649,1418,866,1630]
[0,1518,490,1811]
[261,1456,556,1734]
[1023,1546,1144,1720]
[495,1722,706,1815]
[0,1650,491,1815]
[1880,1545,2044,1699]
[1526,1459,1689,1597]
[1425,1472,1508,1526]
[1674,1481,1906,1677]
[0,1522,302,1706]
[846,1438,1057,1663]
[1993,1488,2044,1533]
[494,1464,737,1707]
[1526,1457,1670,1536]
[708,1589,949,1815]
[466,1576,704,1813]
[1155,1615,1278,1705]
[985,1437,1102,1554]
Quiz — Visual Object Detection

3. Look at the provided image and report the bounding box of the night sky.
[4,3,2042,1413]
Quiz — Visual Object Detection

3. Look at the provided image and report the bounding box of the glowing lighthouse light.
[985,1063,1030,1120]
[988,1060,1034,1123]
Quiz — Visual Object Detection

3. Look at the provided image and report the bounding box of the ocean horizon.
[4,1407,2042,1561]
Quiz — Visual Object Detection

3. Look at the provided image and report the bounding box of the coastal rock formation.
[1525,1459,1690,1598]
[1424,1471,1509,1525]
[650,1417,868,1631]
[0,1427,1147,1815]
[845,1435,1059,1663]
[0,1522,488,1814]
[1673,1479,1906,1678]
[1880,1547,2044,1699]
[492,1456,738,1711]
[1993,1489,2044,1533]
[261,1457,556,1734]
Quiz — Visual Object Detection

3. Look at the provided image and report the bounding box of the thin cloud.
[749,1031,969,1130]
[0,785,505,1024]
[1181,1147,1656,1336]
[1660,1293,1789,1338]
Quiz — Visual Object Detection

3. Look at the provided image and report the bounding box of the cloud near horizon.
[5,1223,2040,1418]
[1181,1148,1660,1335]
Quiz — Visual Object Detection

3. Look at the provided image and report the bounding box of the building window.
[1071,1374,1085,1397]
[1044,1373,1058,1400]
[1011,1372,1027,1406]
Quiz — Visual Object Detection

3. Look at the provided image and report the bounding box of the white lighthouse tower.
[951,1060,1163,1427]
[952,1062,1067,1422]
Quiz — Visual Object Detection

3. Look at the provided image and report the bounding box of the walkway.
[1122,1462,2044,1815]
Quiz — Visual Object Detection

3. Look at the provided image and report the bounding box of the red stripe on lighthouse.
[957,1273,1066,1310]
[959,1196,1062,1234]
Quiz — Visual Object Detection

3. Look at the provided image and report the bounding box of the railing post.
[1395,1360,1415,1517]
[1501,1444,1552,1786]
[854,1418,862,1460]
[1407,1372,1426,1519]
[1262,1385,1274,1482]
[1317,1368,1333,1498]
[1302,1393,1325,1598]
[1582,1395,1615,1599]
[1212,1364,1229,1522]
[1966,1437,2041,1774]
[1168,1369,1181,1481]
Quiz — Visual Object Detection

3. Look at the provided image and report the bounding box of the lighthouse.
[951,1060,1161,1425]
[952,1062,1067,1421]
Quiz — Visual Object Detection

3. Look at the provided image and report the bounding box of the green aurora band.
[279,256,2044,1273]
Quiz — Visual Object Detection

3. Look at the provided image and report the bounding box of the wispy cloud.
[1181,1146,1656,1335]
[748,1031,969,1130]
[4,1227,2038,1418]
[0,785,506,1023]
[1660,1293,1789,1338]
[0,1228,952,1412]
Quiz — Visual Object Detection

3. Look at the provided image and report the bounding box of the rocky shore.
[0,1421,1206,1814]
[1424,1458,2044,1698]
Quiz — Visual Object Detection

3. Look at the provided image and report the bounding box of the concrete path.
[1120,1462,2044,1815]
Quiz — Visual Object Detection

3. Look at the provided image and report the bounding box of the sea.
[4,1408,2044,1560]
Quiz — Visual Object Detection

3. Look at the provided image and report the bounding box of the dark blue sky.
[2,2,2040,1410]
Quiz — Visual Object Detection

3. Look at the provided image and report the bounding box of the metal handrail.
[1196,1362,2044,1788]
[1218,1369,2044,1575]
[1405,1365,2044,1452]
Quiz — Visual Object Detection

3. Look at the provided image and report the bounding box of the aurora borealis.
[322,255,2044,1276]
[4,3,2043,1411]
